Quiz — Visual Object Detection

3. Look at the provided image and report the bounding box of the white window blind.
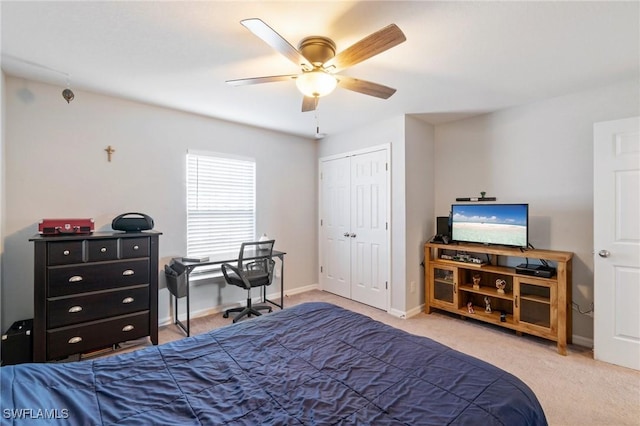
[186,152,256,260]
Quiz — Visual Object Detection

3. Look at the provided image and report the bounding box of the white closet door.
[350,150,388,310]
[320,157,351,298]
[320,148,389,310]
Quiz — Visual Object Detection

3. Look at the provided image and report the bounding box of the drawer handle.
[68,336,83,344]
[68,306,83,313]
[101,247,107,253]
[122,269,135,276]
[122,297,134,304]
[63,250,70,256]
[68,275,83,283]
[122,325,134,332]
[133,245,139,250]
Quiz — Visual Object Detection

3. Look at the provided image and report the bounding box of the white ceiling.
[1,1,638,139]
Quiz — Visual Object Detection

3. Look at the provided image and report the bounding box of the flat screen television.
[450,203,529,248]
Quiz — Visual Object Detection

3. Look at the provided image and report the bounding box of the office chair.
[222,240,276,323]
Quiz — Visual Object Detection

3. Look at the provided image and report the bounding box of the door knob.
[598,250,611,258]
[343,232,350,237]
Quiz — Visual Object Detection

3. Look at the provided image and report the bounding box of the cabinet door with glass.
[514,277,557,339]
[430,265,458,310]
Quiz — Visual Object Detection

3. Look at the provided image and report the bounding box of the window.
[186,151,256,264]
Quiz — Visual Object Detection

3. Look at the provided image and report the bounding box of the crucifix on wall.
[104,145,115,162]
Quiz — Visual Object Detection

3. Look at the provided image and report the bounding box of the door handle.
[350,233,356,238]
[598,250,611,258]
[343,232,350,237]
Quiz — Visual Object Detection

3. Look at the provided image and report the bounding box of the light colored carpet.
[118,290,640,425]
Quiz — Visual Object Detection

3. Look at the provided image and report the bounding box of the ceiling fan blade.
[323,24,406,73]
[226,75,298,86]
[302,96,318,112]
[337,75,397,99]
[240,18,313,71]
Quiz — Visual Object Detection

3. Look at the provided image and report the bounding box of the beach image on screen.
[451,204,528,247]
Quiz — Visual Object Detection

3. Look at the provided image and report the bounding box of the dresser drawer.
[48,259,150,297]
[87,239,118,262]
[48,241,84,266]
[121,237,150,258]
[47,285,149,329]
[47,312,149,360]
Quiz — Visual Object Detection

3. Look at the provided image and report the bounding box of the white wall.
[4,74,636,343]
[2,77,318,330]
[404,116,435,313]
[434,78,640,343]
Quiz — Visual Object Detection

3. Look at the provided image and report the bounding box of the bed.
[1,302,547,425]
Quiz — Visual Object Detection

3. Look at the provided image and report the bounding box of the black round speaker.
[111,212,154,232]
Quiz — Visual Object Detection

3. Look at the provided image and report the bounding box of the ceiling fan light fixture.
[295,71,337,98]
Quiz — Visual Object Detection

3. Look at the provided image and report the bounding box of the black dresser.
[30,231,161,362]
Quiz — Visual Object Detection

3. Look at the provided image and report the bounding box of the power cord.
[523,256,550,268]
[525,244,551,266]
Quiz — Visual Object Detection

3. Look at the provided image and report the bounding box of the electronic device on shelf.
[430,216,452,244]
[440,253,485,265]
[516,263,556,278]
[450,203,529,248]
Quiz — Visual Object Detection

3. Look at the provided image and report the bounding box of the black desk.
[170,249,286,336]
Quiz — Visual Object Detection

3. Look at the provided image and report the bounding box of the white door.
[350,150,389,310]
[594,116,640,370]
[320,157,351,298]
[320,148,389,310]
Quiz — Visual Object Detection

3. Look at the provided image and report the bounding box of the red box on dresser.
[38,218,95,235]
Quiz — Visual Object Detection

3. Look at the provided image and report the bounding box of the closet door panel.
[320,157,351,298]
[350,150,388,310]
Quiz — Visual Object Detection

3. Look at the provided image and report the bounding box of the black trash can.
[1,319,33,366]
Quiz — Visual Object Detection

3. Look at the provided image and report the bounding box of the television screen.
[450,203,529,248]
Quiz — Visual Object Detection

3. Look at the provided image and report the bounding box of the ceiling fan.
[226,18,406,112]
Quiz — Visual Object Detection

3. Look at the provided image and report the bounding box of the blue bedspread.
[1,302,547,425]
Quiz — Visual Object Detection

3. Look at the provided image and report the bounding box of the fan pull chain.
[314,106,326,139]
[315,108,321,135]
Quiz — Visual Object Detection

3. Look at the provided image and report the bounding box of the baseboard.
[571,334,593,348]
[388,304,424,319]
[281,283,319,297]
[405,304,425,318]
[159,283,321,326]
[159,304,224,327]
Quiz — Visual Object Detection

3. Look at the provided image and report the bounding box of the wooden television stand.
[424,242,573,355]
